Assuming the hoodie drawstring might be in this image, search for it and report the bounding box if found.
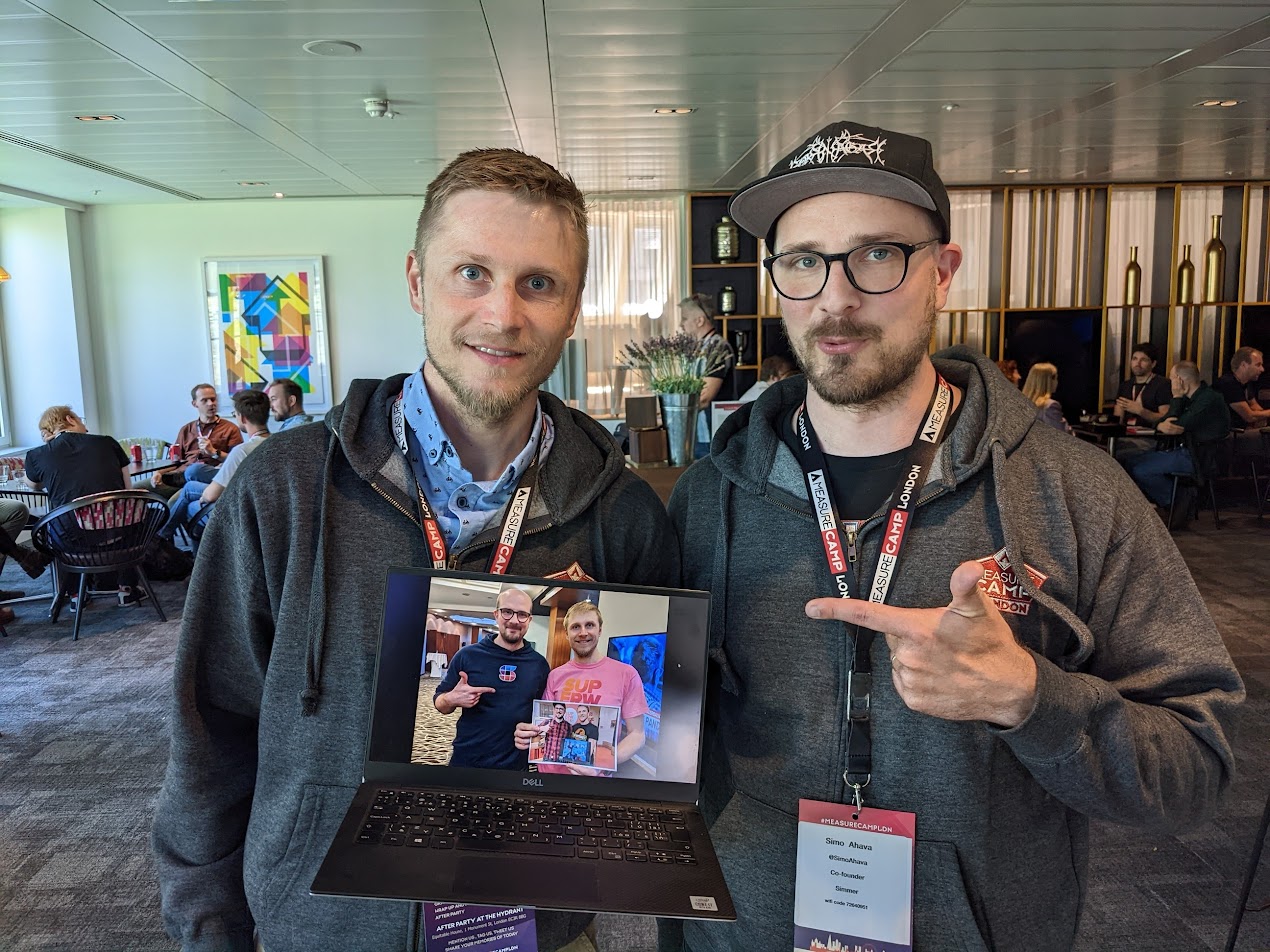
[301,429,339,716]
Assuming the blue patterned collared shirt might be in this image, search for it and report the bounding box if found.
[399,366,554,551]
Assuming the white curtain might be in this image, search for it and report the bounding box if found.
[580,195,685,416]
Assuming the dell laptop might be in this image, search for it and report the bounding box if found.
[311,567,736,921]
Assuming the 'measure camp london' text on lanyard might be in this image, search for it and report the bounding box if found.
[392,394,545,574]
[789,374,955,805]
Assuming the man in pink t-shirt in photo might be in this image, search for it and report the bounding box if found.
[515,599,648,775]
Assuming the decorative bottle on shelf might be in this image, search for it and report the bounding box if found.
[1176,245,1194,306]
[1202,214,1225,304]
[1123,246,1141,306]
[1177,244,1196,360]
[717,285,737,315]
[711,215,740,264]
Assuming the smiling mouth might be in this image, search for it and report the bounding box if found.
[469,343,523,358]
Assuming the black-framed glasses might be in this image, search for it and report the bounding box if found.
[763,238,940,300]
[497,606,531,623]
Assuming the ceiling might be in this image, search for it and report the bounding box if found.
[1,0,1269,208]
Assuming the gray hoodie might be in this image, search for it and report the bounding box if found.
[152,375,679,952]
[665,347,1243,952]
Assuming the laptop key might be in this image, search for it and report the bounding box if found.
[357,831,381,844]
[382,834,406,846]
[407,834,429,847]
[578,846,600,859]
[651,856,673,864]
[602,849,625,861]
[432,837,456,849]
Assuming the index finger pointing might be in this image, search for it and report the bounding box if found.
[805,596,927,639]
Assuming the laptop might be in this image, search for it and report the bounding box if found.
[311,567,736,921]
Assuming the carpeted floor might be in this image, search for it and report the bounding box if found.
[1,504,1268,951]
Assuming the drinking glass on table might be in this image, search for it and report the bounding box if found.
[0,464,10,485]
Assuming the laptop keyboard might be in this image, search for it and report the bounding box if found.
[357,789,697,864]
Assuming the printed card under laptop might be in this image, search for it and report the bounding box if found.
[311,567,736,921]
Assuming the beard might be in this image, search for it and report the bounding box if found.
[787,283,937,409]
[423,322,561,426]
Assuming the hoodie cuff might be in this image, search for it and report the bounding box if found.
[988,649,1099,764]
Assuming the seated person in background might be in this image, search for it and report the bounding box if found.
[266,379,314,432]
[996,358,1022,387]
[25,405,146,606]
[1114,342,1173,426]
[515,599,647,776]
[738,354,797,402]
[680,292,736,459]
[151,383,242,497]
[0,507,51,601]
[1215,346,1269,464]
[1022,362,1070,432]
[432,586,550,770]
[1126,360,1231,522]
[158,389,269,544]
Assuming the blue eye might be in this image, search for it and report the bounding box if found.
[459,265,482,281]
[861,245,897,262]
[792,255,820,270]
[526,275,552,292]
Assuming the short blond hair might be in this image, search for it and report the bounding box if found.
[564,599,603,630]
[38,405,75,441]
[413,148,589,277]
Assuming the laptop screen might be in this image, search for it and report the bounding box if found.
[365,568,711,803]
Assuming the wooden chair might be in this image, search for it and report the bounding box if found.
[32,490,168,641]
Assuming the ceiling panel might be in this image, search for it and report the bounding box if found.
[0,0,1268,206]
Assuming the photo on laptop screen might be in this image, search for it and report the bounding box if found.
[370,569,707,788]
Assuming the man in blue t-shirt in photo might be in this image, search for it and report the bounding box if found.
[433,586,549,769]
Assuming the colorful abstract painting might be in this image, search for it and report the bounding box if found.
[202,256,330,409]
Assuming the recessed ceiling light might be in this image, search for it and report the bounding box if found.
[1195,99,1244,108]
[273,192,285,199]
[941,103,960,112]
[1001,168,1031,174]
[653,107,695,115]
[238,181,268,186]
[1060,146,1094,154]
[302,39,362,57]
[73,114,124,121]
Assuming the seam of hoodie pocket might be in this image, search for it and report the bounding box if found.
[256,782,338,924]
[916,840,990,952]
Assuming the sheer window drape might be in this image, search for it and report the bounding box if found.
[579,196,685,416]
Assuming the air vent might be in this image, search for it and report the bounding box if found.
[0,131,201,201]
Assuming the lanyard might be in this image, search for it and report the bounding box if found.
[391,394,546,574]
[789,374,956,810]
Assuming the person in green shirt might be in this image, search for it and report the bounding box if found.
[1126,360,1230,510]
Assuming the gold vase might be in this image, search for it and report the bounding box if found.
[1177,245,1194,305]
[1124,246,1141,306]
[1202,214,1225,303]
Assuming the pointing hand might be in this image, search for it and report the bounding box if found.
[446,671,495,709]
[805,560,1038,728]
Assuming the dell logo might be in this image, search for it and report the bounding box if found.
[522,778,544,787]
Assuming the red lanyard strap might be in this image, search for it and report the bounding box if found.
[788,375,956,795]
[391,394,546,575]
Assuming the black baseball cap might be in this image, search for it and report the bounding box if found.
[728,121,951,247]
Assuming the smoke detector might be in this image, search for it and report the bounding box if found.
[363,98,395,119]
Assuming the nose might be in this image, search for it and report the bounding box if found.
[815,258,863,313]
[481,280,529,334]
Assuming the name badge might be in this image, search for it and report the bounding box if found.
[794,800,915,952]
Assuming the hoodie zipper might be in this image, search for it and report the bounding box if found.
[449,519,556,570]
[369,479,421,528]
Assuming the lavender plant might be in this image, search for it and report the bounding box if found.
[622,333,732,395]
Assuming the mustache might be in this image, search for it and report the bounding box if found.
[800,316,883,344]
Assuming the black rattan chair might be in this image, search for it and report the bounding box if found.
[32,490,168,641]
[1166,433,1223,530]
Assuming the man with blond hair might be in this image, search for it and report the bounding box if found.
[152,383,242,497]
[514,599,648,775]
[153,148,678,952]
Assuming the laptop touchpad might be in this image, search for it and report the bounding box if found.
[455,856,600,902]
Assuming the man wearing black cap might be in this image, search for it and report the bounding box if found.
[665,122,1241,952]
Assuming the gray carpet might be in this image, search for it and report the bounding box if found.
[0,505,1267,951]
